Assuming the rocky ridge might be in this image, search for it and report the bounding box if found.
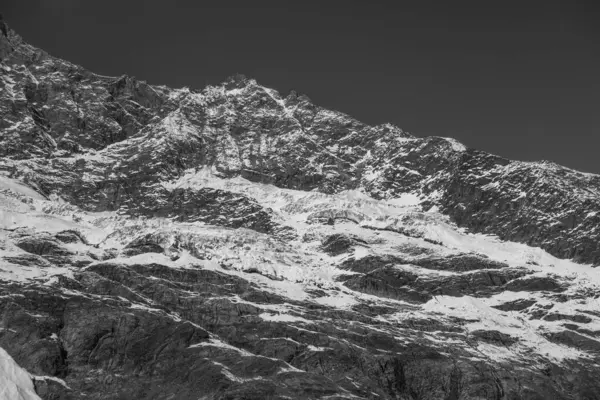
[2,22,600,399]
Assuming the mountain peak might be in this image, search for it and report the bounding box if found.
[222,73,255,89]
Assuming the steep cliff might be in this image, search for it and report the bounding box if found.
[2,22,600,400]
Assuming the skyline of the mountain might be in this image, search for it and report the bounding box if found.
[3,0,599,174]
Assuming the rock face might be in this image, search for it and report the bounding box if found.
[2,22,600,400]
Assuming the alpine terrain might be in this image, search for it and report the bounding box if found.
[2,21,600,400]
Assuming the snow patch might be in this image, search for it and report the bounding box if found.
[0,347,42,400]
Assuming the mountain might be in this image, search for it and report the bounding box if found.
[2,21,600,400]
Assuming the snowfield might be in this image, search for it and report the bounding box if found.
[3,171,600,369]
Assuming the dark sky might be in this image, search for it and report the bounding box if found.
[4,0,600,173]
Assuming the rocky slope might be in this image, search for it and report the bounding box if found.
[2,21,600,400]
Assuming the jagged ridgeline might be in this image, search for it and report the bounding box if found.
[2,20,600,400]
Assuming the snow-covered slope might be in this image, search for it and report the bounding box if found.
[2,21,600,400]
[0,348,41,400]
